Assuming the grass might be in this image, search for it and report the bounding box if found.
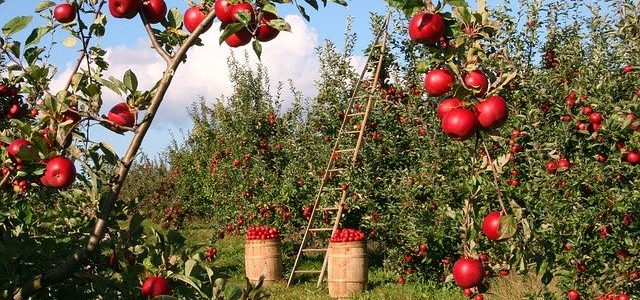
[177,227,559,299]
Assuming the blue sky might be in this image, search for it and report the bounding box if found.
[1,0,512,160]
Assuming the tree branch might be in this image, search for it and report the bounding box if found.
[140,14,172,64]
[11,9,218,300]
[62,0,105,92]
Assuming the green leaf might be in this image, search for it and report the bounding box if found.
[123,69,138,92]
[23,47,44,65]
[219,23,245,45]
[25,26,52,46]
[184,259,196,276]
[35,1,56,13]
[446,0,469,7]
[8,41,21,58]
[304,0,319,10]
[62,35,77,47]
[499,214,517,240]
[268,19,291,32]
[329,0,347,6]
[252,40,262,60]
[2,16,32,36]
[167,7,183,29]
[296,5,310,22]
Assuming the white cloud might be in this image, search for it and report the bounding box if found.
[50,15,372,156]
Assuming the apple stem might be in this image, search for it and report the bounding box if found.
[481,139,507,214]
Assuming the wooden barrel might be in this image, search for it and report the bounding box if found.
[244,239,282,286]
[327,241,368,299]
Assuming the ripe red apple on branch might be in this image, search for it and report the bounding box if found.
[40,156,77,189]
[452,258,483,288]
[184,6,210,33]
[106,102,136,132]
[141,276,171,298]
[408,12,445,44]
[54,3,76,23]
[424,68,455,96]
[141,0,167,24]
[109,0,142,19]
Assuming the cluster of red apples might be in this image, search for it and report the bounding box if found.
[330,228,365,243]
[1,85,78,192]
[246,225,280,240]
[408,11,508,141]
[53,0,281,48]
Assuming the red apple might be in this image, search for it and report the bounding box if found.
[582,105,593,115]
[557,158,571,171]
[588,112,602,124]
[475,95,508,130]
[40,156,76,189]
[625,150,640,165]
[7,139,32,164]
[622,65,634,73]
[107,102,136,129]
[567,289,580,300]
[142,0,166,24]
[54,3,76,23]
[225,28,252,47]
[141,276,171,297]
[214,0,234,23]
[464,70,489,96]
[441,108,477,141]
[424,69,455,96]
[437,98,463,120]
[255,12,279,42]
[452,258,483,288]
[482,211,502,240]
[596,153,607,164]
[184,6,211,33]
[228,2,255,23]
[408,12,445,44]
[545,161,557,173]
[109,0,142,19]
[618,293,630,300]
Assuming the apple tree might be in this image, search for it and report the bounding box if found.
[0,0,347,298]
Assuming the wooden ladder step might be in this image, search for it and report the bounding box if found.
[335,148,356,153]
[294,270,321,274]
[320,207,339,211]
[344,130,361,134]
[347,112,366,117]
[322,187,342,191]
[302,248,327,253]
[309,228,334,232]
[327,168,347,173]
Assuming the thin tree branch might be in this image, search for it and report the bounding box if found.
[481,139,507,214]
[62,0,105,92]
[141,14,172,64]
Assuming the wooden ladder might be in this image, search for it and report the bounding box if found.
[287,14,391,288]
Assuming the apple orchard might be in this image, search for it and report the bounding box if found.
[1,0,639,300]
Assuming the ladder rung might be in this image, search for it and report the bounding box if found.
[302,248,327,253]
[344,130,361,134]
[322,187,342,191]
[335,148,356,153]
[327,168,347,173]
[321,207,339,211]
[309,228,334,232]
[294,270,321,274]
[347,112,366,117]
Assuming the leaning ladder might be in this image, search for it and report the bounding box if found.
[287,14,391,288]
